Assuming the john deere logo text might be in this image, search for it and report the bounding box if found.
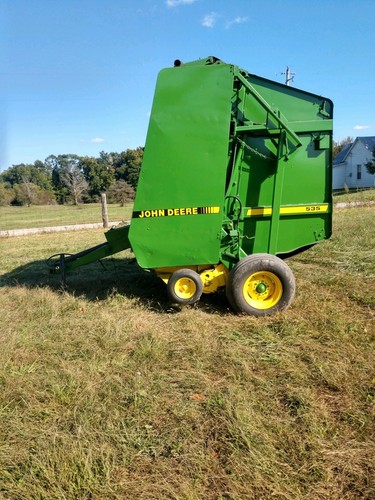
[133,206,220,219]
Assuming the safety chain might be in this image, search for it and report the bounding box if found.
[235,136,275,161]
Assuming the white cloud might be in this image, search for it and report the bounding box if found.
[166,0,197,7]
[225,16,248,29]
[201,12,218,28]
[353,125,370,130]
[91,138,105,143]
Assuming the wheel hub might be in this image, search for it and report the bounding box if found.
[255,282,267,294]
[175,277,196,299]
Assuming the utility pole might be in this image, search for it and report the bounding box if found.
[281,66,295,86]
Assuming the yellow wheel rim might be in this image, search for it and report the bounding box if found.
[174,277,197,300]
[243,271,283,310]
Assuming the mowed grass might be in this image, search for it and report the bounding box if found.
[0,207,374,498]
[0,203,133,230]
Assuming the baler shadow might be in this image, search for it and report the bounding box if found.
[0,258,232,315]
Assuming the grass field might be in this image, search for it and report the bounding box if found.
[0,203,133,231]
[333,188,375,204]
[0,204,374,498]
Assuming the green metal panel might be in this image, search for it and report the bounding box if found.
[222,67,333,264]
[130,62,234,268]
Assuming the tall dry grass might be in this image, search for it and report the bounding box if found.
[0,206,373,499]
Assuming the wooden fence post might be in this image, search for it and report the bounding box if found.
[101,192,109,228]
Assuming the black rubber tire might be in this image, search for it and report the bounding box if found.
[167,269,203,305]
[226,254,295,316]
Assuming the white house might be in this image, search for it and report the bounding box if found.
[333,136,375,190]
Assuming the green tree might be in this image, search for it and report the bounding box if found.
[113,147,143,189]
[46,155,68,203]
[0,161,53,192]
[366,147,375,175]
[107,179,135,206]
[0,183,15,206]
[80,153,115,199]
[12,182,55,206]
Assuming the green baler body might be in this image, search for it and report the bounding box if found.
[129,57,333,270]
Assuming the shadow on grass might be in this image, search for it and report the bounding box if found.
[0,257,232,315]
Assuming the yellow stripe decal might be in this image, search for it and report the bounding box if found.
[246,204,329,217]
[246,207,273,216]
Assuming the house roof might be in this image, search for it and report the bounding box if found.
[334,143,352,164]
[360,136,375,152]
[333,136,375,165]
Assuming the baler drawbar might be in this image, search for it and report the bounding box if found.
[48,224,131,282]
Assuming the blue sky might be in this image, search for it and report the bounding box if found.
[2,0,375,170]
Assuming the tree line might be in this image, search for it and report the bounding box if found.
[2,138,373,208]
[0,148,143,206]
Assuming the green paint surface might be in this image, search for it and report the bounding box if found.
[130,62,234,268]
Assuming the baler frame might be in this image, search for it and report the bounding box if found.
[49,56,333,316]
